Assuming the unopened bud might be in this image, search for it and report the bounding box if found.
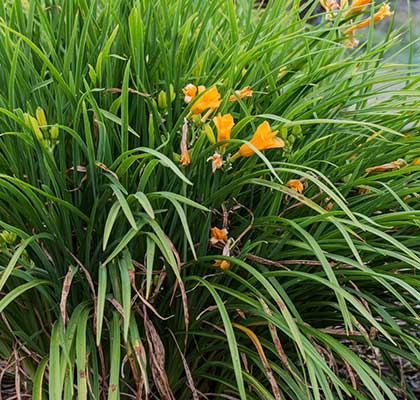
[280,126,288,139]
[169,84,176,102]
[0,231,17,244]
[29,116,43,140]
[157,90,167,110]
[36,107,47,127]
[191,114,201,125]
[204,124,216,144]
[278,66,287,79]
[292,125,302,136]
[50,125,59,141]
[23,113,31,126]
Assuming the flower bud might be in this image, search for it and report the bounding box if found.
[204,124,216,144]
[157,90,167,110]
[191,114,202,125]
[36,107,47,127]
[29,116,43,140]
[280,126,288,140]
[278,66,287,79]
[169,84,176,102]
[0,231,17,244]
[50,125,59,141]
[292,125,302,135]
[23,113,31,126]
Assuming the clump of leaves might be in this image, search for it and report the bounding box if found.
[0,1,419,399]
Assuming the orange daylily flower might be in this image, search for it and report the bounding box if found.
[190,87,221,115]
[182,84,206,103]
[320,0,340,12]
[348,0,371,14]
[365,159,404,173]
[236,121,284,158]
[229,86,253,102]
[214,259,231,270]
[183,84,197,103]
[412,159,420,166]
[207,152,223,172]
[345,4,394,35]
[287,179,304,193]
[213,113,234,149]
[210,227,228,244]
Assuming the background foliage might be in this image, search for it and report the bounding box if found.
[0,0,419,399]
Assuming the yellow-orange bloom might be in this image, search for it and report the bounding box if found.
[213,113,234,149]
[191,87,221,115]
[214,259,231,270]
[207,152,223,172]
[320,0,340,12]
[287,179,304,193]
[229,86,253,102]
[183,84,197,103]
[182,84,206,103]
[210,227,228,244]
[412,159,420,166]
[348,0,371,14]
[365,159,404,173]
[237,121,284,158]
[345,4,394,35]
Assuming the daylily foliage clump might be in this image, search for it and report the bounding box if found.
[0,1,419,400]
